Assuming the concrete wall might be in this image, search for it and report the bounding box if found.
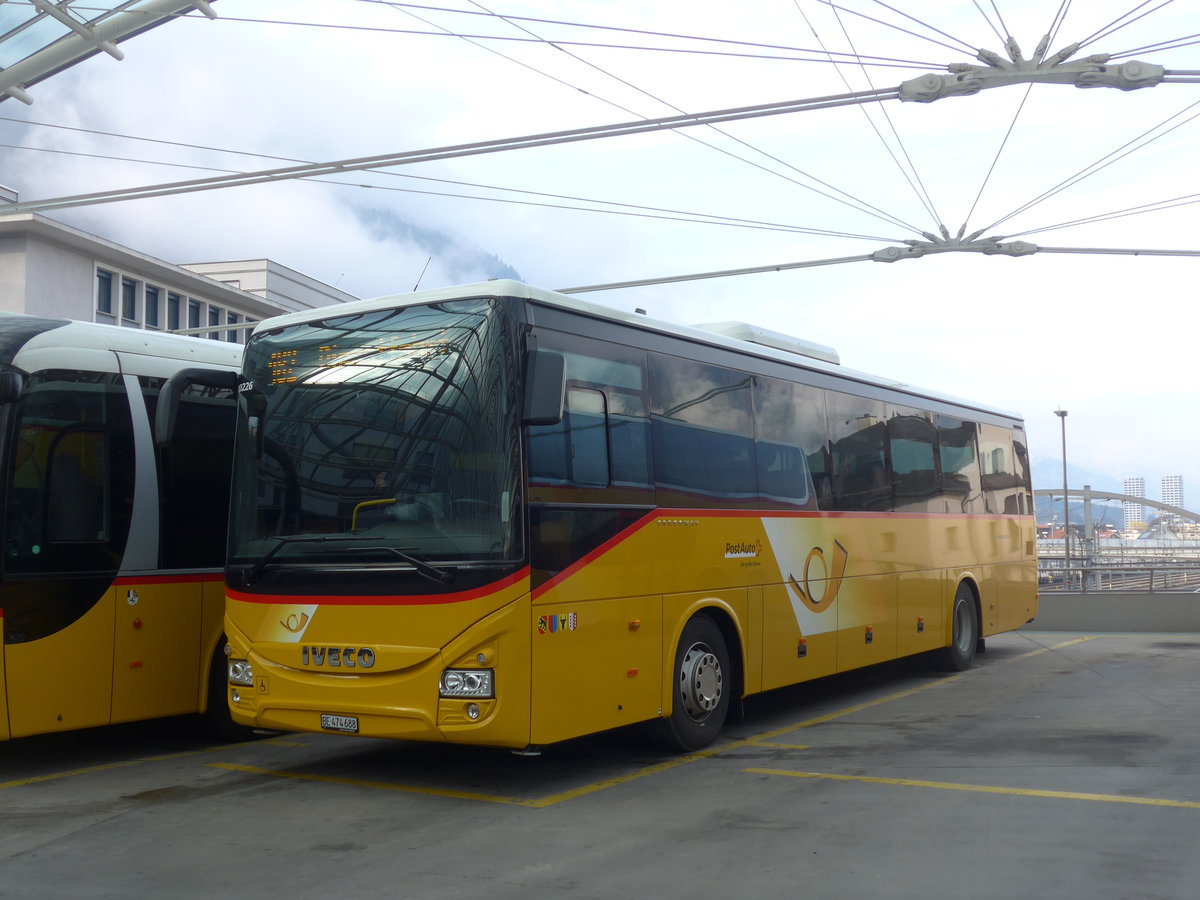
[24,233,95,320]
[0,233,28,313]
[1022,592,1200,632]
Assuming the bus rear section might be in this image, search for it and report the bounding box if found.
[0,313,242,739]
[221,282,1036,751]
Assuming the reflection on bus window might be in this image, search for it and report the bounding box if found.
[3,371,134,575]
[650,355,755,508]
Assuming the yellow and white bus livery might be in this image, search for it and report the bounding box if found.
[220,281,1036,752]
[0,312,243,740]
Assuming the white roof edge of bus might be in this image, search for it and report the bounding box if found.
[0,311,243,366]
[690,320,839,366]
[248,280,1023,422]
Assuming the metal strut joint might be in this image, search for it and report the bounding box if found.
[899,33,1165,103]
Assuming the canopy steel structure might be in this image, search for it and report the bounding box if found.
[0,0,216,105]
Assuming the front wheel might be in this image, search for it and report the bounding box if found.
[653,615,732,752]
[201,644,256,742]
[930,583,979,672]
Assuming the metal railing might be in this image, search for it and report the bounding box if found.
[1038,563,1200,593]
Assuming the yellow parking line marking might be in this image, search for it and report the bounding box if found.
[745,768,1200,810]
[209,762,537,806]
[208,633,1104,811]
[208,637,1092,807]
[3,636,1096,799]
[0,744,233,791]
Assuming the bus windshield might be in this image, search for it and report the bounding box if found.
[228,298,524,582]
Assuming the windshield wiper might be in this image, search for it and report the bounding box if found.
[244,534,354,585]
[340,545,455,586]
[244,536,455,587]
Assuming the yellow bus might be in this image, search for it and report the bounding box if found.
[0,312,244,740]
[220,281,1036,752]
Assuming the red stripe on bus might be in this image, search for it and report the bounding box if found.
[227,567,531,607]
[114,572,224,586]
[530,508,1033,600]
[531,509,659,600]
[658,508,1032,521]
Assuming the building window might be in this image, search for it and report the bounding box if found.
[167,293,181,330]
[226,311,240,343]
[188,299,202,330]
[208,305,222,340]
[96,269,113,315]
[145,286,160,328]
[121,277,138,323]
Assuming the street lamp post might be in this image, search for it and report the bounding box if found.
[1055,409,1069,582]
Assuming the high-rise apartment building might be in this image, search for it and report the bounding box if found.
[1123,477,1147,532]
[1162,475,1184,527]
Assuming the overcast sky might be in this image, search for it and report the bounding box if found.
[2,0,1199,505]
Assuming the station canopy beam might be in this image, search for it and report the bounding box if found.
[0,1,217,106]
[5,15,1200,293]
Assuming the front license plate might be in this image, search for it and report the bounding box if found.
[320,714,359,733]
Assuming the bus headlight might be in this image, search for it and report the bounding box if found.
[440,669,494,698]
[228,659,254,686]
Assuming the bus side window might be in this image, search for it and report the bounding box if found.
[526,335,652,587]
[828,393,890,512]
[754,376,825,510]
[649,355,756,508]
[146,379,237,568]
[936,417,983,514]
[564,388,609,486]
[4,372,136,575]
[979,423,1020,515]
[888,407,938,512]
[47,430,106,542]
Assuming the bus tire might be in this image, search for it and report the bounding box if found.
[653,614,731,752]
[202,645,256,742]
[930,583,978,672]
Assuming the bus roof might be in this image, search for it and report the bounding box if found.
[247,280,1024,424]
[0,312,243,375]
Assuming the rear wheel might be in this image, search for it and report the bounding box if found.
[930,583,979,672]
[653,615,731,752]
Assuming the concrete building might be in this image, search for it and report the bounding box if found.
[0,204,359,341]
[1122,476,1147,533]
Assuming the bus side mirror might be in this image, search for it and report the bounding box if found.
[0,371,23,403]
[244,389,267,459]
[155,367,240,446]
[523,348,565,426]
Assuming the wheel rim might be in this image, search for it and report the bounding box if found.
[679,641,723,722]
[953,599,973,652]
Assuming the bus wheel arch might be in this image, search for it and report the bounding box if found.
[653,609,741,751]
[930,579,980,672]
[200,637,255,742]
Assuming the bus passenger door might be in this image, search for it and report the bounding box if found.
[2,416,125,737]
[111,578,202,723]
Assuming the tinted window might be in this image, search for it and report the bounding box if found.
[145,379,236,568]
[3,371,135,574]
[937,416,983,513]
[649,355,755,507]
[754,376,824,510]
[888,405,937,511]
[828,392,889,511]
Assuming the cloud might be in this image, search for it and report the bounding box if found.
[2,0,1199,500]
[353,204,522,288]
